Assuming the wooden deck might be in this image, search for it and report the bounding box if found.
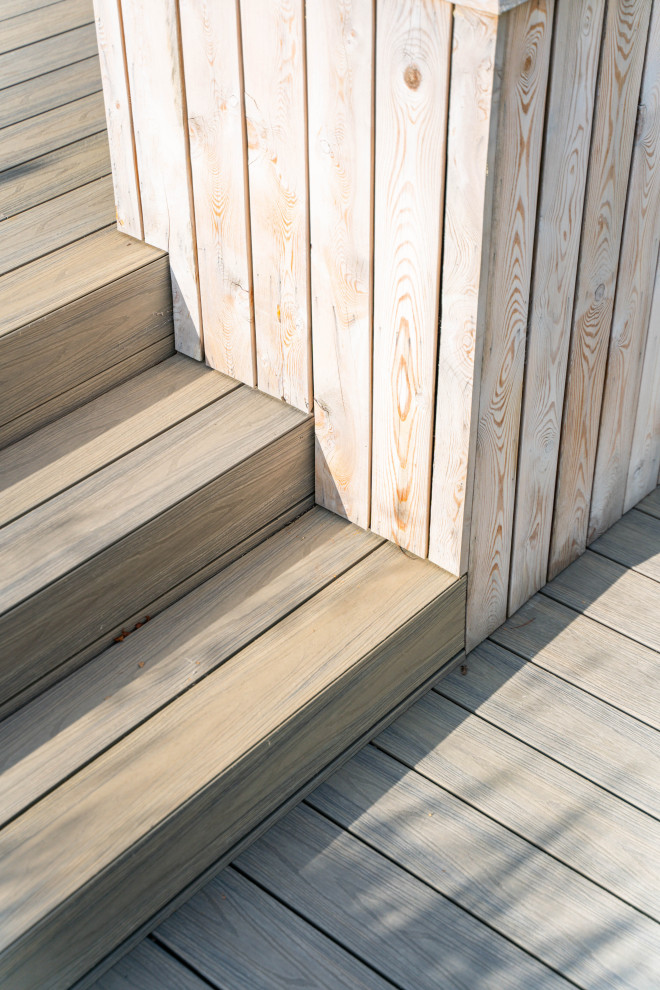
[96,491,660,989]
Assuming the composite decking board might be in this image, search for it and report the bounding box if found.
[0,337,175,452]
[0,0,93,55]
[92,939,208,990]
[0,509,381,826]
[439,640,660,818]
[0,175,115,275]
[0,131,110,219]
[0,0,67,22]
[0,22,98,89]
[236,805,569,990]
[155,868,393,990]
[589,508,660,583]
[0,228,164,338]
[308,745,660,987]
[0,253,172,427]
[0,90,106,172]
[491,593,660,731]
[0,355,234,527]
[0,398,312,700]
[375,690,660,922]
[638,487,660,520]
[0,55,101,129]
[0,549,463,988]
[543,549,660,651]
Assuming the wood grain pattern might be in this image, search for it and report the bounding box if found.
[0,55,101,129]
[0,23,98,89]
[0,0,92,55]
[377,690,660,920]
[241,0,311,411]
[492,591,660,730]
[0,0,67,19]
[0,175,115,275]
[589,2,660,539]
[440,638,660,817]
[428,6,498,576]
[626,255,660,509]
[238,804,568,990]
[0,132,110,218]
[508,0,605,612]
[92,939,208,990]
[590,506,660,583]
[370,0,451,557]
[310,745,660,987]
[0,390,311,701]
[307,0,374,528]
[0,90,106,171]
[121,0,202,358]
[465,0,554,648]
[0,355,231,526]
[544,547,660,651]
[0,509,379,825]
[549,0,652,577]
[156,859,392,990]
[0,546,462,988]
[93,0,142,237]
[0,253,172,429]
[180,0,254,384]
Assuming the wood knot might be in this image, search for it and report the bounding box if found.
[404,64,421,89]
[595,283,605,302]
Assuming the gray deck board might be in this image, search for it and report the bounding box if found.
[589,508,660,582]
[94,490,660,990]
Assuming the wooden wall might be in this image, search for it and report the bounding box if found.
[95,0,660,649]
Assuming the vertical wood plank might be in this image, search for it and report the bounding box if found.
[428,7,499,576]
[465,0,554,650]
[625,251,660,511]
[508,0,605,614]
[307,0,374,528]
[241,0,312,412]
[92,0,142,239]
[121,0,202,359]
[370,0,452,556]
[180,0,255,385]
[549,0,652,577]
[589,2,660,539]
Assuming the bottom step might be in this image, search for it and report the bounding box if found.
[0,507,464,989]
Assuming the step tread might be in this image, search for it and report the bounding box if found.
[0,384,304,614]
[0,131,111,220]
[0,174,115,275]
[0,527,462,988]
[0,0,93,56]
[0,22,97,91]
[0,228,164,338]
[0,508,379,824]
[0,354,233,527]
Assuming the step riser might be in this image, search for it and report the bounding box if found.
[1,579,465,989]
[0,420,314,707]
[0,257,173,445]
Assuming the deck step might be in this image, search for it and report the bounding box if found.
[0,506,465,989]
[0,354,314,713]
[0,229,175,447]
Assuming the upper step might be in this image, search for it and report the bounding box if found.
[0,354,313,714]
[0,506,465,989]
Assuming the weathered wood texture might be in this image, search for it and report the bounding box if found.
[180,0,255,384]
[508,0,605,612]
[96,0,660,647]
[241,0,312,412]
[549,0,652,576]
[92,0,142,237]
[428,6,498,575]
[465,0,554,648]
[121,0,202,358]
[307,0,374,528]
[370,0,451,557]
